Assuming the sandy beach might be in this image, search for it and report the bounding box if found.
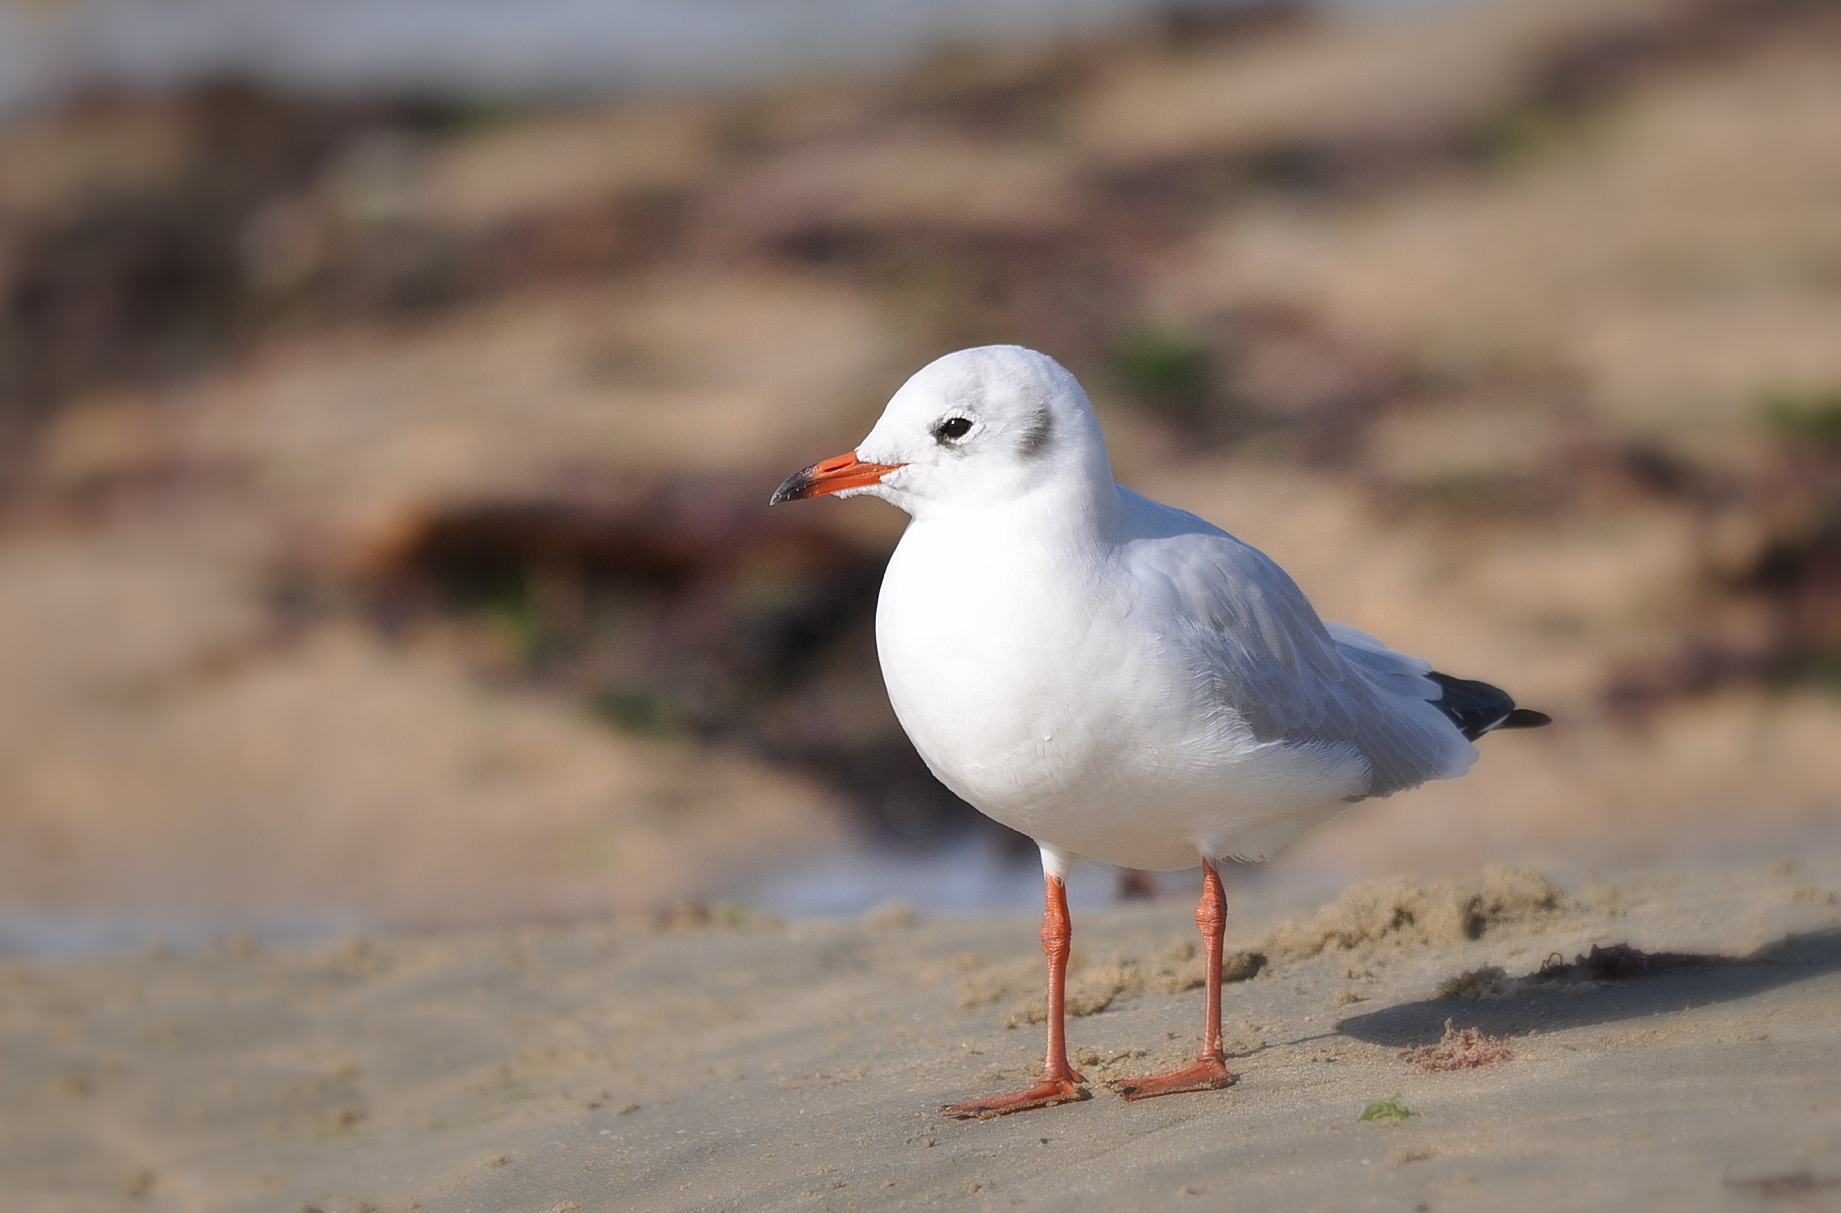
[6,856,1840,1213]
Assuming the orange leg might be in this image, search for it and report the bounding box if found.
[1115,858,1238,1100]
[942,872,1089,1119]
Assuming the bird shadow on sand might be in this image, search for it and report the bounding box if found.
[1333,926,1841,1048]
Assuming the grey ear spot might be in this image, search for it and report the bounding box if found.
[1019,406,1053,458]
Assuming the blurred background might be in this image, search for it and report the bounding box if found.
[1,0,1837,948]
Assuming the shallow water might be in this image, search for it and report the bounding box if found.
[0,0,1493,114]
[0,837,1334,959]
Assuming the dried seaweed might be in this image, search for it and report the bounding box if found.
[1438,942,1745,1000]
[1532,943,1740,983]
[1400,1019,1514,1073]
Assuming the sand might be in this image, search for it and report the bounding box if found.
[5,857,1841,1213]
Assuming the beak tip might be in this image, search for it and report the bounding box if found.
[769,473,810,506]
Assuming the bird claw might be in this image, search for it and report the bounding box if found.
[941,1077,1088,1119]
[1112,1058,1237,1101]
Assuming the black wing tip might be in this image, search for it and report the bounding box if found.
[1427,671,1550,740]
[1498,707,1552,730]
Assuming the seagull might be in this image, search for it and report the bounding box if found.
[771,345,1548,1118]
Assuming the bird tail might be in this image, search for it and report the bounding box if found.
[1425,671,1552,741]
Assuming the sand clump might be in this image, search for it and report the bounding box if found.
[1435,965,1517,1000]
[1258,865,1564,964]
[864,899,921,931]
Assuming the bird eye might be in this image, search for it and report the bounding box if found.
[934,417,973,441]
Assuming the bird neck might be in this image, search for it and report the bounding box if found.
[911,474,1123,556]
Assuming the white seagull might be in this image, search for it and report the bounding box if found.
[772,345,1548,1118]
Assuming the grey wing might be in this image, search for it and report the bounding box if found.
[1122,501,1475,798]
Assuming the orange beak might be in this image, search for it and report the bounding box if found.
[770,451,905,505]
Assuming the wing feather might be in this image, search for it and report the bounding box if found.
[1116,490,1474,798]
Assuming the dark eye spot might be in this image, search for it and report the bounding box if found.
[934,416,973,441]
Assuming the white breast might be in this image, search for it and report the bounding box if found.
[875,511,1112,812]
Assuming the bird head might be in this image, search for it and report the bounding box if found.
[771,345,1111,522]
